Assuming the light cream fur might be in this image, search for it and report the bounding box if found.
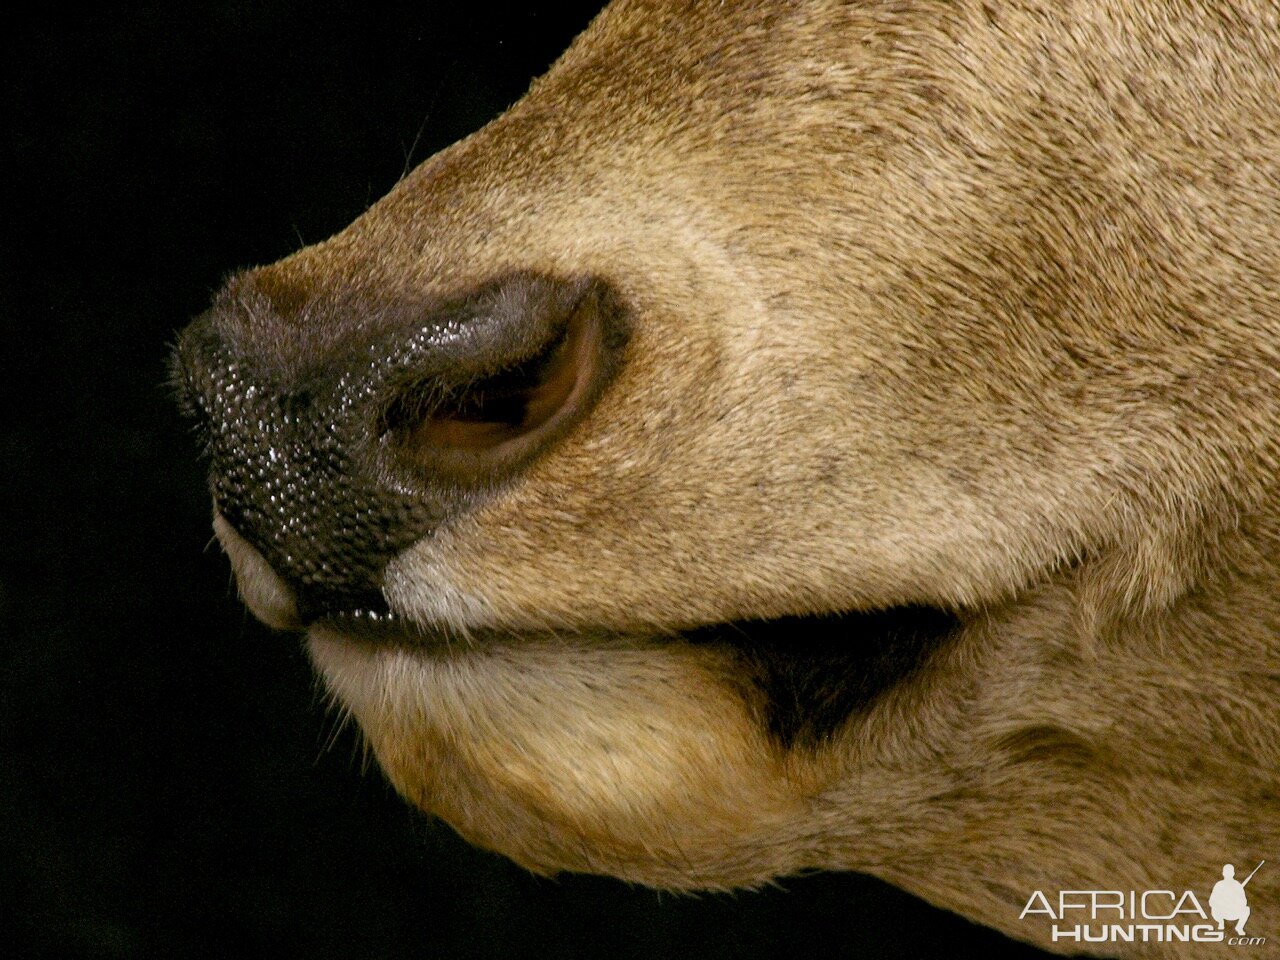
[214,2,1280,955]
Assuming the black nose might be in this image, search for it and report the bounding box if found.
[173,271,627,621]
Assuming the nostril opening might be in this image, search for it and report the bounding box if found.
[381,281,616,477]
[384,314,579,447]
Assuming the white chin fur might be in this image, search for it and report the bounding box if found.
[381,540,496,631]
[213,511,303,631]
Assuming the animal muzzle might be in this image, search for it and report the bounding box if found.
[173,271,628,624]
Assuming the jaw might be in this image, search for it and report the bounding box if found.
[221,502,966,887]
[305,540,969,889]
[306,626,819,889]
[308,562,1280,949]
[301,604,1007,893]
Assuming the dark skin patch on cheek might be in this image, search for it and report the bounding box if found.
[687,606,961,748]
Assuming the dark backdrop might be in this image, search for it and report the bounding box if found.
[4,4,1066,958]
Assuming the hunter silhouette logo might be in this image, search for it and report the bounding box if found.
[1019,860,1267,947]
[1211,862,1265,938]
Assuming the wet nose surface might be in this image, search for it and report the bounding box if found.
[176,321,442,620]
[173,271,628,622]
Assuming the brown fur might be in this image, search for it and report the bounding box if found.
[202,2,1280,955]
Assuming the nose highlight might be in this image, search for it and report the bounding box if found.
[177,318,434,620]
[174,271,628,621]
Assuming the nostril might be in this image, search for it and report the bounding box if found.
[381,277,624,479]
[397,313,583,447]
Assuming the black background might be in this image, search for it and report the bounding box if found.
[4,3,1066,958]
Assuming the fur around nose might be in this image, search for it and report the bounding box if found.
[173,270,627,621]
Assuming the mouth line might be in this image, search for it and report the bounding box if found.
[311,601,962,747]
[309,606,439,644]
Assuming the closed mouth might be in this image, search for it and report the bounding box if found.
[312,599,962,747]
[310,605,436,644]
